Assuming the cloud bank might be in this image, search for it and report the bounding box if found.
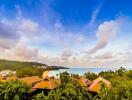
[0,3,131,68]
[89,19,121,53]
[0,20,20,49]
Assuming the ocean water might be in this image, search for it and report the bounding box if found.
[48,68,132,77]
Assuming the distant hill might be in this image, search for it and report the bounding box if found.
[0,59,67,77]
[0,59,67,70]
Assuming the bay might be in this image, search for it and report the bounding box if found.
[48,67,132,77]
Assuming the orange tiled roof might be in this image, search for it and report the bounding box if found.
[0,75,4,80]
[6,76,18,81]
[89,77,111,92]
[76,76,92,87]
[20,76,42,85]
[32,77,60,89]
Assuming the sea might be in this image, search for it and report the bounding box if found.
[48,68,132,77]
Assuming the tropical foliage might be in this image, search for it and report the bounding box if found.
[0,80,30,100]
[0,67,131,100]
[34,68,132,100]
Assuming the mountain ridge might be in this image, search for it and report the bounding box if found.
[0,59,67,70]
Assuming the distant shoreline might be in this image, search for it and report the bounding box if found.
[48,67,132,77]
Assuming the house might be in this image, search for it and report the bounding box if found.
[32,77,60,90]
[20,76,42,85]
[0,70,16,77]
[0,70,17,82]
[75,76,111,93]
[20,71,111,94]
[20,71,60,89]
[76,76,93,87]
[0,75,4,80]
[88,76,111,93]
[6,76,18,81]
[32,71,60,90]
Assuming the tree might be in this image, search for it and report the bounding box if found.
[60,71,72,86]
[0,80,30,100]
[115,67,126,76]
[84,72,98,80]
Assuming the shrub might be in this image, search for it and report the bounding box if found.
[0,80,30,100]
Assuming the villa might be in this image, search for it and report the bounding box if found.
[76,76,111,93]
[88,76,112,93]
[0,70,111,94]
[0,70,16,77]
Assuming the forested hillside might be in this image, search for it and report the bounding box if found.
[0,59,66,77]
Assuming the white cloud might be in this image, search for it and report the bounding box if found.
[94,52,113,59]
[14,44,39,60]
[61,48,72,61]
[15,5,22,20]
[0,10,131,68]
[90,5,102,26]
[0,20,20,49]
[25,28,87,47]
[19,19,38,34]
[54,19,63,31]
[0,43,39,62]
[89,20,120,53]
[101,51,132,68]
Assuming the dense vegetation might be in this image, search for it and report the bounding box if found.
[0,59,67,78]
[0,81,30,100]
[34,68,132,100]
[0,67,132,100]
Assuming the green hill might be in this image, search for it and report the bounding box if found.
[0,59,47,70]
[0,59,66,78]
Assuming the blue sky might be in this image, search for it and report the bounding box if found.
[0,0,132,68]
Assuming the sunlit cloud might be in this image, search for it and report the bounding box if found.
[88,19,122,53]
[0,0,132,68]
[89,5,102,26]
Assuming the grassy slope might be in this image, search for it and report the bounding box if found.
[0,59,67,77]
[0,59,47,71]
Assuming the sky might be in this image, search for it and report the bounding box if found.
[0,0,132,68]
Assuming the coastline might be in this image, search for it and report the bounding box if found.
[48,67,132,77]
